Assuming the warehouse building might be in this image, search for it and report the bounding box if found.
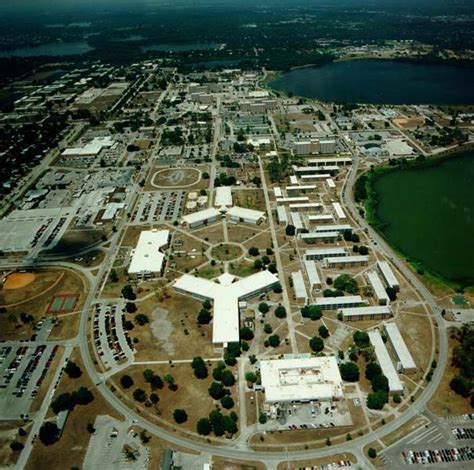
[304,260,322,289]
[300,231,339,244]
[339,305,392,321]
[260,356,344,404]
[314,295,365,311]
[384,323,417,374]
[306,247,346,261]
[366,271,390,306]
[181,207,221,228]
[227,206,266,225]
[377,260,400,291]
[128,229,170,279]
[324,255,369,268]
[368,330,404,394]
[307,156,351,166]
[173,270,279,349]
[291,271,308,304]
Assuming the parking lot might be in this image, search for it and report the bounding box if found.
[131,190,184,224]
[0,343,59,417]
[296,462,352,470]
[93,302,134,370]
[403,447,474,465]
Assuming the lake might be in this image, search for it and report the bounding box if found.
[0,41,93,58]
[270,60,474,104]
[142,43,222,52]
[371,151,474,285]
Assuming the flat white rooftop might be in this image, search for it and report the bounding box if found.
[368,330,404,393]
[290,211,304,230]
[276,196,309,204]
[260,356,344,403]
[339,305,392,318]
[291,271,308,301]
[300,231,339,239]
[377,260,399,289]
[314,295,364,307]
[286,185,317,191]
[306,247,346,258]
[315,224,352,233]
[367,271,390,304]
[326,178,336,188]
[332,202,346,220]
[308,214,333,222]
[173,270,279,346]
[277,206,288,224]
[384,322,416,371]
[128,230,169,275]
[304,260,321,287]
[301,174,331,179]
[181,207,220,226]
[214,186,233,208]
[289,202,323,210]
[325,255,369,264]
[227,206,266,223]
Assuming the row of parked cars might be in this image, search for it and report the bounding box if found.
[298,461,352,470]
[93,304,132,366]
[452,428,474,440]
[1,346,29,389]
[31,346,58,398]
[403,447,474,465]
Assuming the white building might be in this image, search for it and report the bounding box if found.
[181,208,221,228]
[339,305,392,321]
[324,255,369,268]
[308,214,334,223]
[276,196,309,204]
[332,202,346,220]
[214,186,233,209]
[289,202,323,211]
[227,206,266,225]
[315,224,352,234]
[173,270,279,349]
[367,271,390,306]
[377,260,400,291]
[128,230,170,279]
[260,356,344,403]
[300,231,339,244]
[291,271,308,304]
[304,260,322,289]
[368,330,404,394]
[306,247,346,261]
[290,211,305,232]
[314,295,365,311]
[277,206,288,225]
[384,323,417,374]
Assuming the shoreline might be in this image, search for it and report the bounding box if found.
[358,148,474,291]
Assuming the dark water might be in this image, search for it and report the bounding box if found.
[0,41,93,57]
[142,43,222,52]
[270,60,474,104]
[372,151,474,285]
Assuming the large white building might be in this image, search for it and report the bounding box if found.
[306,247,346,261]
[291,271,308,304]
[366,271,390,306]
[128,229,170,279]
[339,305,392,321]
[214,186,233,209]
[377,260,400,291]
[384,323,417,374]
[260,356,344,403]
[227,206,266,225]
[181,207,221,228]
[314,295,365,311]
[173,270,279,349]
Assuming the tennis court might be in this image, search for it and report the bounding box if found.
[47,294,78,313]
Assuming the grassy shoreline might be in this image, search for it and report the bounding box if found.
[357,149,474,292]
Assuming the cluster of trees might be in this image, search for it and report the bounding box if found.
[365,361,390,410]
[248,247,277,273]
[191,356,208,379]
[198,300,212,325]
[218,155,240,169]
[353,245,369,255]
[161,127,184,146]
[343,231,360,243]
[51,387,94,414]
[333,274,359,294]
[196,409,238,437]
[214,172,236,187]
[339,362,360,382]
[64,360,82,379]
[301,305,322,321]
[449,324,473,404]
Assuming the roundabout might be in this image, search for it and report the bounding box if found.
[150,167,202,189]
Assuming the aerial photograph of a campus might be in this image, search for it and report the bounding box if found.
[0,0,473,469]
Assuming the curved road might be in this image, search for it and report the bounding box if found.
[73,157,449,466]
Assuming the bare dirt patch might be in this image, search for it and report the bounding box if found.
[3,272,36,290]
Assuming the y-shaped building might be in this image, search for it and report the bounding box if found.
[173,270,279,349]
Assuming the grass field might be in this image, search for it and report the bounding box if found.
[211,243,243,261]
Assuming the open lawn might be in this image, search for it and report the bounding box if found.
[213,457,266,470]
[112,362,240,438]
[211,243,243,262]
[233,189,266,211]
[0,420,31,467]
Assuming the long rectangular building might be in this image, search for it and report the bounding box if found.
[181,207,221,228]
[301,173,331,180]
[277,206,288,225]
[339,306,392,321]
[377,260,400,291]
[276,196,309,204]
[368,330,404,394]
[314,295,364,311]
[367,271,390,306]
[324,255,369,267]
[291,271,308,304]
[332,202,346,220]
[128,230,170,278]
[291,212,305,232]
[300,231,339,244]
[315,224,352,234]
[304,260,321,288]
[308,214,333,223]
[306,247,346,261]
[384,323,417,374]
[289,202,323,211]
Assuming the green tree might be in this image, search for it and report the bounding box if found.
[72,387,94,406]
[221,370,236,386]
[366,391,388,410]
[65,360,82,379]
[240,326,254,341]
[263,323,273,334]
[359,246,369,255]
[121,284,136,300]
[372,374,389,393]
[213,362,226,381]
[164,374,177,391]
[339,362,360,382]
[449,375,472,397]
[353,331,370,348]
[318,325,329,338]
[254,259,263,270]
[365,362,382,381]
[173,409,188,424]
[208,382,226,400]
[268,335,280,348]
[135,314,149,325]
[221,395,234,409]
[309,336,324,352]
[368,448,377,459]
[258,413,267,424]
[133,388,147,402]
[301,305,322,320]
[191,357,208,379]
[334,274,359,294]
[248,247,259,256]
[275,305,287,318]
[125,302,137,313]
[51,393,75,414]
[285,225,296,236]
[245,372,257,383]
[39,422,59,446]
[196,418,212,435]
[258,302,270,314]
[222,415,238,434]
[197,308,212,325]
